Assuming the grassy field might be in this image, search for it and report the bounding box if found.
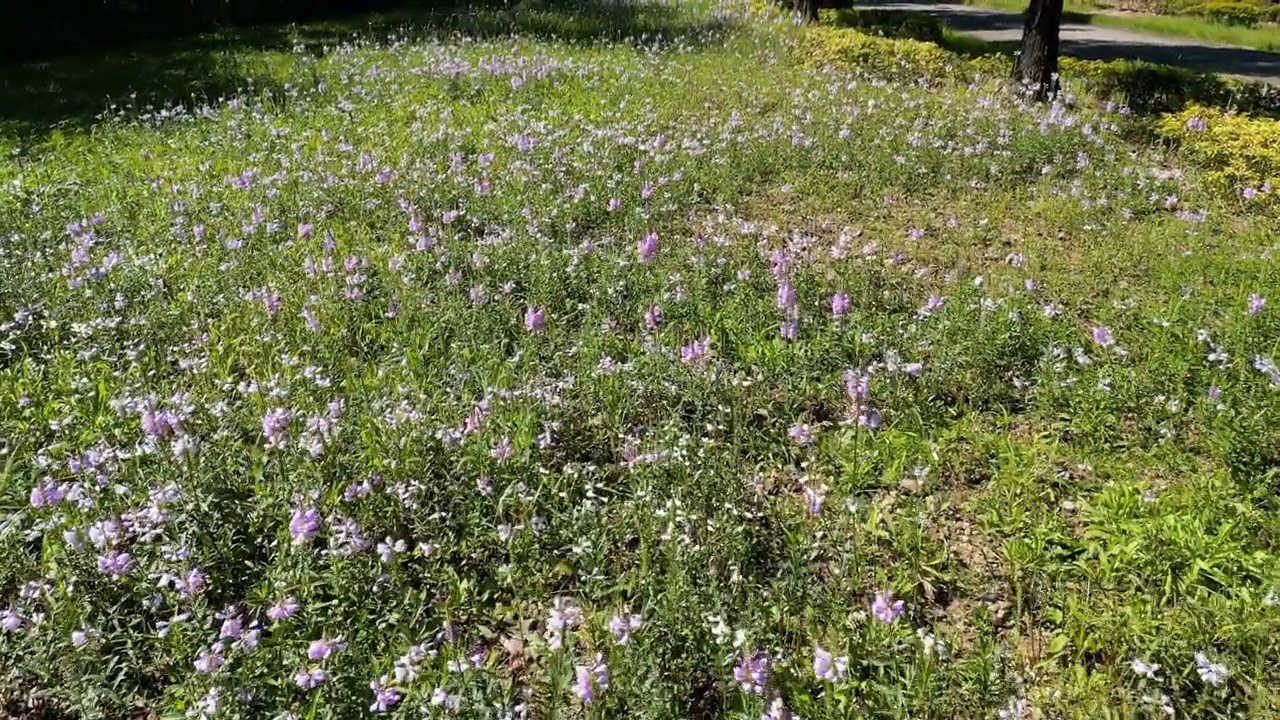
[961,0,1280,52]
[2,1,1280,719]
[1089,10,1280,50]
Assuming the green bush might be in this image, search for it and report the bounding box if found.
[819,7,947,43]
[798,26,967,81]
[1061,56,1280,116]
[1183,1,1266,25]
[1156,104,1280,196]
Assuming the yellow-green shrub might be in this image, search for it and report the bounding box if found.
[797,26,975,82]
[1184,1,1265,25]
[966,53,1008,76]
[1156,104,1280,196]
[820,8,947,43]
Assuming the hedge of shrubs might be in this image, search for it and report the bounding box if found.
[1156,105,1280,199]
[1182,1,1268,26]
[799,26,968,82]
[1094,0,1279,23]
[821,8,948,42]
[1058,56,1280,115]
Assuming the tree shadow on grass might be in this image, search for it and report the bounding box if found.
[0,0,736,144]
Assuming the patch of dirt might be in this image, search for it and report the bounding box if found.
[925,490,1016,652]
[686,670,726,720]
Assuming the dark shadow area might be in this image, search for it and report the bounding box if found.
[0,0,423,64]
[824,7,955,41]
[1056,33,1280,80]
[826,6,1076,53]
[0,0,735,144]
[1055,39,1280,113]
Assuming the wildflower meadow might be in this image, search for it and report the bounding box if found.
[2,1,1280,718]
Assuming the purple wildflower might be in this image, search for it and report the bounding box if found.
[295,667,328,690]
[30,480,64,508]
[96,550,134,580]
[918,295,946,317]
[831,292,851,318]
[776,281,796,311]
[544,597,582,650]
[803,484,827,517]
[845,369,882,428]
[644,304,662,330]
[680,336,711,364]
[1248,294,1266,316]
[490,435,515,460]
[194,643,226,674]
[780,319,799,341]
[262,407,291,450]
[762,698,796,720]
[524,306,546,333]
[289,506,322,546]
[637,232,659,262]
[1090,325,1114,349]
[308,637,345,662]
[872,589,905,623]
[733,652,770,695]
[788,423,813,446]
[369,675,402,712]
[609,613,642,645]
[219,612,245,640]
[177,567,206,599]
[813,646,849,682]
[572,656,610,703]
[1,608,22,632]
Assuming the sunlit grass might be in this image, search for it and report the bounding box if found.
[1,2,1280,719]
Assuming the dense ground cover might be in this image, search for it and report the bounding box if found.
[2,1,1280,718]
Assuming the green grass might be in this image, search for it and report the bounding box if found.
[1090,11,1280,51]
[2,1,1280,719]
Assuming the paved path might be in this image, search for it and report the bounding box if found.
[868,2,1280,85]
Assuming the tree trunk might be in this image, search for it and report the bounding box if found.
[1015,0,1064,101]
[794,0,819,22]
